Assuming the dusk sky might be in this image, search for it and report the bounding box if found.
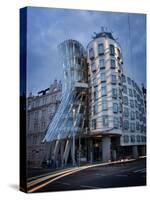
[27,7,146,95]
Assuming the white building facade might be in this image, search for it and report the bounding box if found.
[87,32,146,161]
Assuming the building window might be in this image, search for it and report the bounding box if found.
[110,59,115,69]
[94,86,98,101]
[122,74,126,83]
[93,77,97,86]
[102,115,109,127]
[123,135,129,143]
[89,48,94,60]
[98,43,104,55]
[91,62,96,72]
[117,48,121,59]
[34,123,38,132]
[114,117,119,128]
[124,107,129,117]
[109,44,115,55]
[113,103,118,113]
[93,103,98,115]
[112,88,117,99]
[123,96,128,105]
[101,84,107,96]
[130,111,135,120]
[127,77,131,85]
[102,98,107,111]
[123,85,127,94]
[131,135,135,143]
[92,119,97,129]
[135,100,138,108]
[119,117,123,128]
[130,123,135,132]
[129,89,133,97]
[132,80,135,87]
[123,120,129,130]
[136,135,141,142]
[99,59,105,69]
[136,111,139,120]
[130,100,134,108]
[100,72,106,82]
[111,75,117,84]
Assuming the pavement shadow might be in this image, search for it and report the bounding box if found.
[9,184,19,191]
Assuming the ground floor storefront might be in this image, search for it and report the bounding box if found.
[41,135,146,169]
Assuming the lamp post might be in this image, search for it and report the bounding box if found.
[72,108,76,166]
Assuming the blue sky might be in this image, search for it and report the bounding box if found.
[27,7,146,95]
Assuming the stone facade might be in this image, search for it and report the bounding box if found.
[27,80,62,168]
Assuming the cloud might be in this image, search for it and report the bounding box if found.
[26,7,146,94]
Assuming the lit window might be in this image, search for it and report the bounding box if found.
[98,43,104,55]
[102,115,109,127]
[113,103,118,113]
[109,44,115,55]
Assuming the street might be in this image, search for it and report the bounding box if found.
[28,158,146,193]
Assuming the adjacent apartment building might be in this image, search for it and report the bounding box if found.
[27,80,62,167]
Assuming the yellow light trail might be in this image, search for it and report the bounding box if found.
[27,158,137,193]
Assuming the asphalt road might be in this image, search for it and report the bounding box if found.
[31,158,146,192]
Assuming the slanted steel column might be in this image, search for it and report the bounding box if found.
[60,140,65,167]
[63,139,71,166]
[53,140,61,167]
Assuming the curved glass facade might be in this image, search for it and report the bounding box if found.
[43,40,88,142]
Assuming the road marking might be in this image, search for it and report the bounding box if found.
[80,185,100,189]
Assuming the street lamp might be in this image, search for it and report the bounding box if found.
[72,108,76,166]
